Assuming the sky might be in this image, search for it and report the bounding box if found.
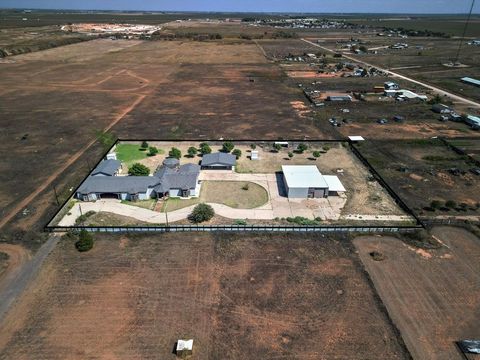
[0,0,479,14]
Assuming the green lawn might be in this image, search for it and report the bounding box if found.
[115,143,148,163]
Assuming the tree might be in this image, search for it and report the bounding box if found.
[297,143,308,153]
[75,230,94,252]
[141,141,149,149]
[359,45,368,53]
[273,143,282,152]
[128,162,150,176]
[312,151,321,159]
[288,152,294,159]
[232,149,242,159]
[187,146,198,158]
[250,144,256,150]
[222,141,234,153]
[430,200,442,209]
[169,147,181,159]
[188,203,215,223]
[147,146,159,156]
[199,142,212,155]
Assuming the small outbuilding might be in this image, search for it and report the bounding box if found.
[91,159,121,177]
[201,152,236,170]
[282,165,345,199]
[250,150,259,160]
[176,339,193,357]
[431,104,452,114]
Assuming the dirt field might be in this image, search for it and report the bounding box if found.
[0,37,324,237]
[356,139,480,215]
[0,232,410,359]
[354,226,480,360]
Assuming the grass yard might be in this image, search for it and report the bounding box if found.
[115,143,149,164]
[200,181,268,209]
[162,180,269,211]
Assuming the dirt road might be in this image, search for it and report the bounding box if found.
[354,227,480,360]
[301,38,480,109]
[0,94,146,231]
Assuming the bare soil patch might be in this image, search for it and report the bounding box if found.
[354,226,480,360]
[0,233,410,359]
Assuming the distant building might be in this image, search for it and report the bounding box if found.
[282,165,345,199]
[201,152,236,170]
[176,339,193,357]
[431,104,452,114]
[326,95,352,102]
[384,81,400,90]
[250,150,259,160]
[91,159,121,177]
[461,77,480,87]
[465,115,480,130]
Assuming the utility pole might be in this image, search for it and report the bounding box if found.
[79,203,83,217]
[454,0,476,64]
[53,185,60,206]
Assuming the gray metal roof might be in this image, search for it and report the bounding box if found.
[201,152,236,166]
[154,163,200,192]
[78,176,159,194]
[91,159,121,176]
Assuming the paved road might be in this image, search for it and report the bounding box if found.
[0,234,60,323]
[301,38,480,109]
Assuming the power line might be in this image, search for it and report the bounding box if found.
[454,0,476,64]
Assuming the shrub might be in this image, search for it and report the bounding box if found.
[188,203,215,223]
[250,144,256,150]
[234,219,247,225]
[288,152,294,158]
[168,147,181,159]
[242,183,249,191]
[430,200,443,209]
[286,216,321,225]
[222,141,234,153]
[323,146,330,152]
[369,251,385,261]
[296,143,308,153]
[128,163,150,176]
[199,142,212,155]
[75,230,94,252]
[141,141,149,149]
[312,151,321,159]
[445,200,457,208]
[187,146,197,158]
[147,146,159,156]
[232,149,242,159]
[273,143,282,152]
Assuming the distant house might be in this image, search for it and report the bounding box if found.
[431,104,452,114]
[449,113,463,122]
[384,81,399,90]
[76,162,201,201]
[91,159,122,177]
[201,152,236,170]
[465,115,480,130]
[282,165,345,199]
[461,77,480,88]
[326,95,352,102]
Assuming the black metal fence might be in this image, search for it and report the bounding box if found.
[46,224,422,233]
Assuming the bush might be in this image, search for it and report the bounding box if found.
[250,144,256,150]
[168,147,181,159]
[188,203,215,223]
[147,146,159,156]
[445,200,457,208]
[430,200,443,209]
[296,143,308,153]
[242,183,249,191]
[128,162,150,176]
[273,143,282,152]
[222,141,234,153]
[234,219,247,225]
[187,146,197,158]
[369,251,385,261]
[199,142,212,155]
[141,141,149,149]
[75,210,96,225]
[288,152,294,158]
[312,151,321,158]
[232,149,242,159]
[323,146,330,152]
[75,230,94,252]
[286,216,321,225]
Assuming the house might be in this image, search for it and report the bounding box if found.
[326,95,352,102]
[431,104,452,114]
[76,162,201,201]
[465,115,480,130]
[91,159,121,176]
[384,81,399,90]
[461,77,480,88]
[282,165,345,199]
[201,152,236,170]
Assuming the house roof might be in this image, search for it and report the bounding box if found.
[78,176,159,194]
[153,163,201,192]
[91,159,121,176]
[201,152,236,166]
[323,175,346,192]
[461,77,480,86]
[282,165,328,189]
